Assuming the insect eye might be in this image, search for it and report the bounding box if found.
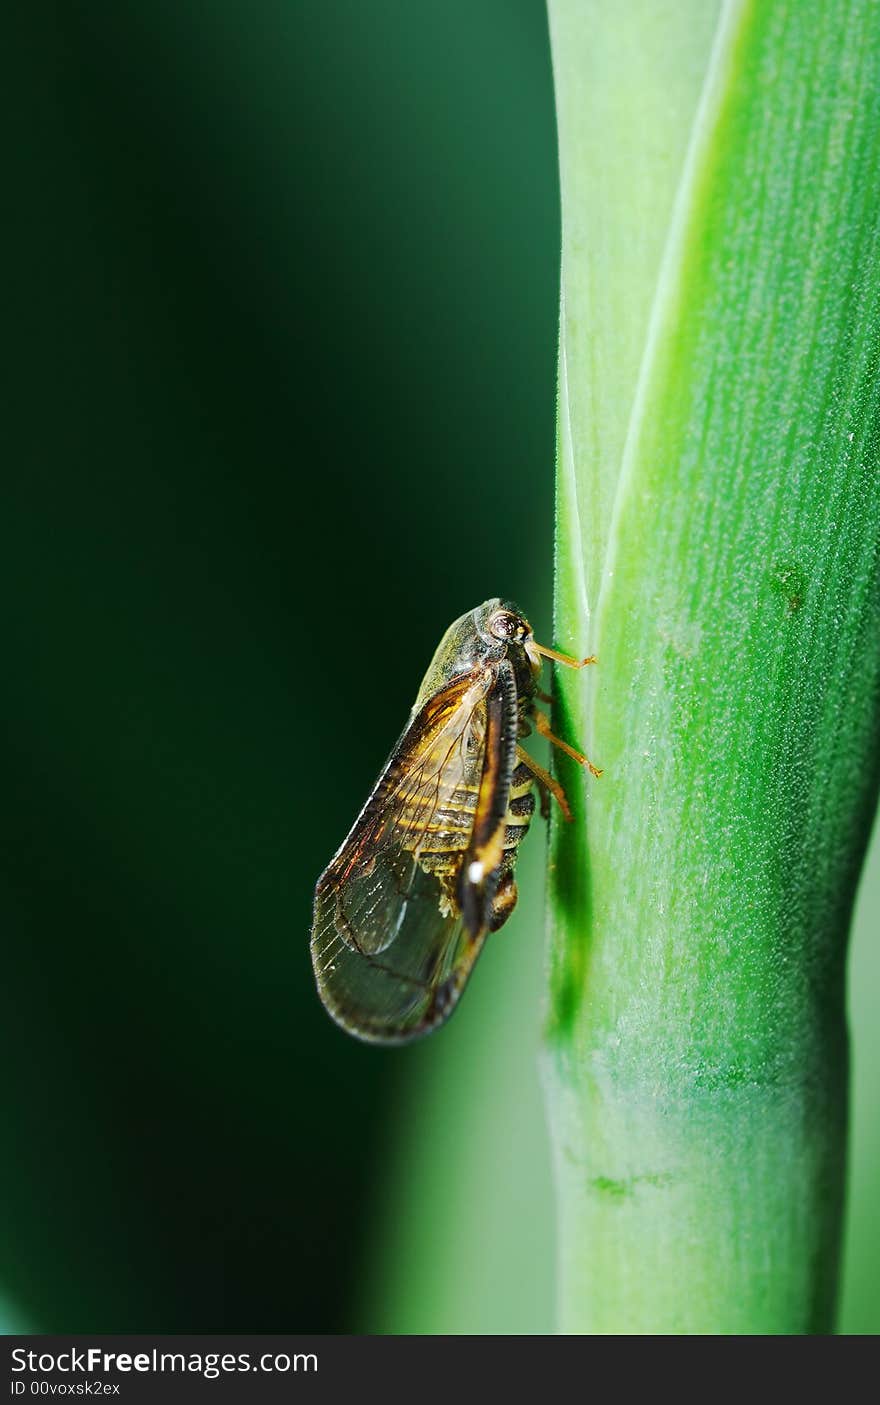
[488,612,518,640]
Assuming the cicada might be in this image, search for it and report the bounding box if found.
[310,599,599,1044]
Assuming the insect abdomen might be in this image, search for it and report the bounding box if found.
[401,782,478,865]
[487,761,536,932]
[411,764,534,928]
[503,761,536,850]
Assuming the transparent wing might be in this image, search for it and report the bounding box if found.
[310,664,516,1044]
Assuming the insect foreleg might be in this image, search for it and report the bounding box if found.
[531,642,597,669]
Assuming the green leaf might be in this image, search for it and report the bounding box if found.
[547,0,880,1333]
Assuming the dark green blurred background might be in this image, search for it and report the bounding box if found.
[3,1,877,1335]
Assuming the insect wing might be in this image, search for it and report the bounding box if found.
[311,666,514,1043]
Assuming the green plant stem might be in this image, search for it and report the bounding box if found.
[545,0,880,1333]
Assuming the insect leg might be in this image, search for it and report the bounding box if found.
[531,642,598,669]
[515,745,573,822]
[532,708,603,778]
